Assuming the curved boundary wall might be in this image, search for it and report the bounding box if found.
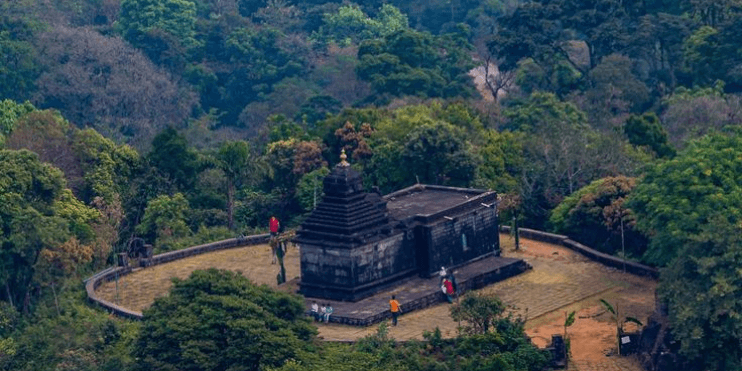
[87,227,658,320]
[85,234,270,319]
[500,226,659,279]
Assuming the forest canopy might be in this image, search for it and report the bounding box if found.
[2,0,742,369]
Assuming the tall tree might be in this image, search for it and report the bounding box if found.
[147,127,199,192]
[659,215,742,370]
[214,140,254,229]
[133,268,316,371]
[628,133,742,266]
[0,149,93,310]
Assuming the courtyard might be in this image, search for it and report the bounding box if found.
[96,234,656,371]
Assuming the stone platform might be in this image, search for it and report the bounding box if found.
[305,255,531,326]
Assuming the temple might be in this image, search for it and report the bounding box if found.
[294,150,501,301]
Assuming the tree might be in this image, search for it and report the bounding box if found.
[658,215,742,370]
[312,4,408,46]
[661,82,742,148]
[584,54,650,128]
[133,268,316,371]
[6,111,140,204]
[0,12,39,102]
[473,129,524,194]
[504,92,640,227]
[0,149,85,311]
[357,28,476,99]
[118,0,199,50]
[224,26,304,127]
[450,292,506,335]
[295,166,330,212]
[34,25,196,149]
[0,99,35,146]
[402,122,479,187]
[135,193,192,251]
[214,140,256,229]
[549,176,647,257]
[628,133,742,266]
[148,127,199,192]
[624,112,675,158]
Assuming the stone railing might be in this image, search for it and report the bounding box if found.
[85,233,270,319]
[500,226,659,279]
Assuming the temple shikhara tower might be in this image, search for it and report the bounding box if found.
[294,150,500,301]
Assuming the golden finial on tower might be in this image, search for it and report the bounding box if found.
[339,148,350,167]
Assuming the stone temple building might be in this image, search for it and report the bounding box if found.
[294,151,501,301]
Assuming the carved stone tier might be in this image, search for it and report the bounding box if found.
[294,162,392,248]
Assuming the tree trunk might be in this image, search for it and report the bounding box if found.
[5,282,13,308]
[51,282,61,316]
[227,181,235,230]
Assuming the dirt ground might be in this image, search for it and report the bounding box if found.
[503,236,655,368]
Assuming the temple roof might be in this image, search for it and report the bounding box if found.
[385,184,497,224]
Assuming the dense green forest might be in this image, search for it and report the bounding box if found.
[2,0,742,369]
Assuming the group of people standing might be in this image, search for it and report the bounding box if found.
[310,301,334,323]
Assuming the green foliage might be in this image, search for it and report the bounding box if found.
[71,128,141,203]
[313,4,408,46]
[624,112,676,158]
[503,92,587,133]
[295,166,330,212]
[148,127,199,192]
[133,268,317,371]
[1,288,138,371]
[135,193,192,251]
[0,149,77,309]
[214,140,261,229]
[450,292,506,335]
[504,92,635,228]
[564,311,576,328]
[473,129,524,194]
[402,121,479,187]
[0,99,35,146]
[659,215,742,370]
[681,25,719,86]
[0,13,40,102]
[628,133,742,266]
[549,176,647,257]
[357,28,475,99]
[118,0,200,50]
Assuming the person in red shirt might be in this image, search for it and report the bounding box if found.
[443,278,454,303]
[269,216,280,237]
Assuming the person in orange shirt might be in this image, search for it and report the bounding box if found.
[389,295,401,326]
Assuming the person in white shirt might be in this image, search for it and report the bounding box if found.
[311,301,319,321]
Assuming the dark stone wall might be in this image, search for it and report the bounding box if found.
[353,232,416,286]
[421,206,500,277]
[299,232,417,300]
